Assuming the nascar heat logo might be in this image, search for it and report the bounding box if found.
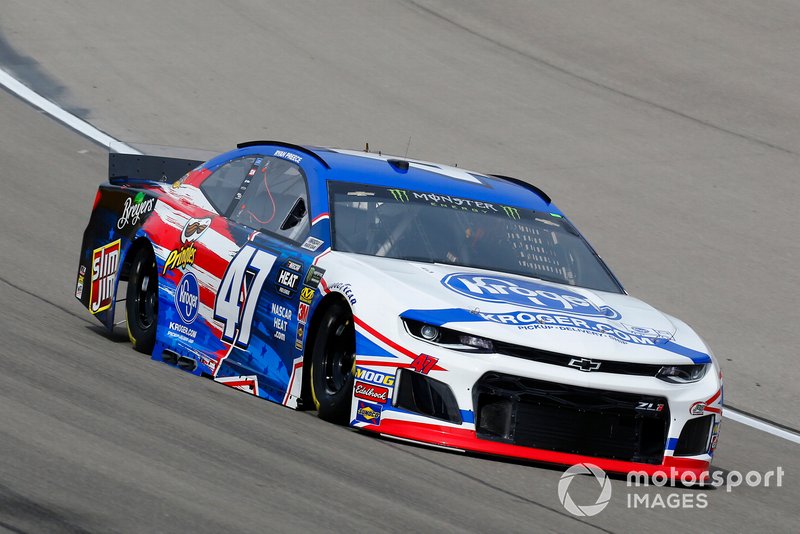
[441,273,621,319]
[90,240,121,314]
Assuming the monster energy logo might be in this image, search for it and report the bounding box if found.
[501,206,521,220]
[388,189,409,202]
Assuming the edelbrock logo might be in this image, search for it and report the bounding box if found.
[441,273,621,319]
[174,272,199,324]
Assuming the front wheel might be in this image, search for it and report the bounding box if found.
[126,246,159,354]
[310,302,356,424]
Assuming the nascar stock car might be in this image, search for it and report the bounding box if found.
[75,140,722,477]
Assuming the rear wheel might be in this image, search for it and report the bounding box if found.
[310,302,356,424]
[126,247,159,354]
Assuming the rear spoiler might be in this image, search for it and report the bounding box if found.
[108,153,204,185]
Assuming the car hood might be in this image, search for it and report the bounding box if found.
[332,253,711,365]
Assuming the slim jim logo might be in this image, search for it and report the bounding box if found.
[90,240,121,314]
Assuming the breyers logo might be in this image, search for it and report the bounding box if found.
[117,194,155,230]
[441,273,621,319]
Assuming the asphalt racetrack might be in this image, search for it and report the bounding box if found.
[1,1,798,532]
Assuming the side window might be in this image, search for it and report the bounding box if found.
[199,156,257,214]
[229,157,310,243]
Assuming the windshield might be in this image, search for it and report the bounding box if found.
[330,182,623,293]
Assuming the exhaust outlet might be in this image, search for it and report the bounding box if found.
[177,355,197,372]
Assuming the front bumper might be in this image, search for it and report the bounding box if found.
[349,316,722,479]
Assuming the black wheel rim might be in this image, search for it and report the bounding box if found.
[134,259,157,330]
[322,317,355,394]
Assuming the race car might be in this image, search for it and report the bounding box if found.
[75,140,722,478]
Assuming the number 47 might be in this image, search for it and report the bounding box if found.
[214,244,278,348]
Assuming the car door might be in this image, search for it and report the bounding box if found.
[210,154,319,402]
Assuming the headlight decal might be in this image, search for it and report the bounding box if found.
[400,307,712,364]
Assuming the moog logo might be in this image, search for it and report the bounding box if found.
[354,367,395,387]
[441,273,621,319]
[175,272,200,324]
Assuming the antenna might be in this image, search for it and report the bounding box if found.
[405,136,412,157]
[365,141,369,153]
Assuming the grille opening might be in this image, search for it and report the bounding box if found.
[478,395,514,439]
[474,372,669,464]
[674,415,714,456]
[492,341,664,377]
[396,369,462,424]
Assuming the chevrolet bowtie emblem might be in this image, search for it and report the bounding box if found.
[568,357,602,372]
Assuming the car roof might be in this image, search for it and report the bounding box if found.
[318,148,556,213]
[208,141,559,214]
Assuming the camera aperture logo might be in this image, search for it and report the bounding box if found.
[557,463,612,517]
[558,463,785,516]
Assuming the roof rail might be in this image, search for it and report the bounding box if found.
[489,174,551,205]
[236,140,330,169]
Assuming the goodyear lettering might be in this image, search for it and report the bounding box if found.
[329,282,356,305]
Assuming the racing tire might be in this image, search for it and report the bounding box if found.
[126,246,159,354]
[310,302,356,424]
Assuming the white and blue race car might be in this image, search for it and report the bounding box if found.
[76,141,722,478]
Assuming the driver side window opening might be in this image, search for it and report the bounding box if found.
[199,156,257,214]
[228,156,310,243]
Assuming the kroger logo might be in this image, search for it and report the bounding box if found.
[174,272,199,324]
[441,273,621,319]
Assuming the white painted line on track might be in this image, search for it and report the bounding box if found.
[1,65,799,448]
[725,408,800,445]
[0,66,141,154]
